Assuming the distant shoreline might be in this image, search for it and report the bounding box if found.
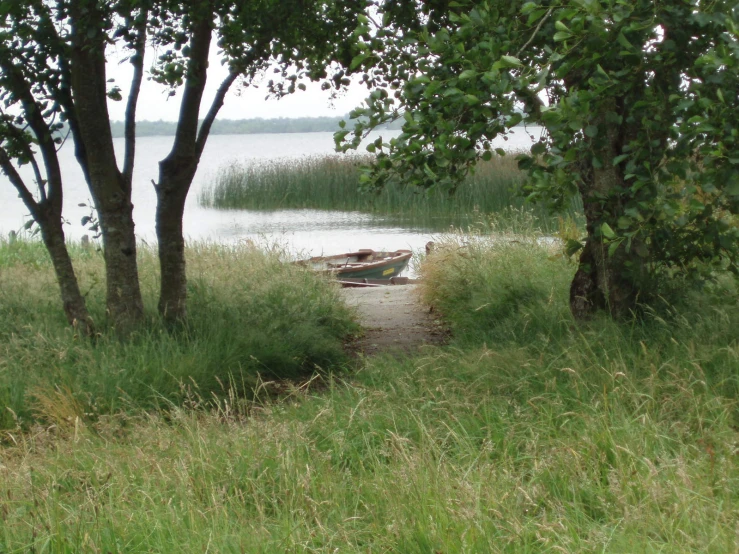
[109,116,402,138]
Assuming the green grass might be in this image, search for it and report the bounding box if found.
[0,239,357,431]
[1,232,737,552]
[198,154,581,231]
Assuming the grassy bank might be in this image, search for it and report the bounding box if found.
[1,234,737,551]
[0,240,356,431]
[198,154,580,231]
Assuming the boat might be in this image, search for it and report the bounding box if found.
[300,249,413,280]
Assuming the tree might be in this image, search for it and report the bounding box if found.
[1,0,367,330]
[150,0,366,322]
[1,0,150,334]
[67,0,148,332]
[338,0,739,319]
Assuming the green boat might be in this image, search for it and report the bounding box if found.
[301,249,412,280]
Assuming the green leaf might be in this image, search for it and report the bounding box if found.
[423,164,437,180]
[350,53,370,70]
[612,154,629,165]
[601,222,616,239]
[500,55,522,67]
[555,21,570,32]
[459,69,477,80]
[616,33,634,50]
[584,125,598,137]
[553,31,573,42]
[634,242,649,258]
[531,142,546,155]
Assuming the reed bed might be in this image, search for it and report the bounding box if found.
[199,154,580,231]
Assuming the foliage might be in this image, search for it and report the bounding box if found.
[0,240,356,430]
[337,0,739,297]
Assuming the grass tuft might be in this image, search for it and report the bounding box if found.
[0,239,357,430]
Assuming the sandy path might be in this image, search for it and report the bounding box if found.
[341,285,446,356]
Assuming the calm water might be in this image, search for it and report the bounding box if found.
[0,127,545,259]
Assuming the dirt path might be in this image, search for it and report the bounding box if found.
[341,285,446,356]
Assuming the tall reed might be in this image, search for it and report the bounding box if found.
[199,155,581,231]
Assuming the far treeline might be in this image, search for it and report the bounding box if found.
[109,116,403,138]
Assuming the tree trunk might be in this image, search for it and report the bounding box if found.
[155,171,191,322]
[69,7,145,333]
[37,214,94,335]
[153,15,235,324]
[97,201,145,332]
[569,117,642,320]
[569,195,640,320]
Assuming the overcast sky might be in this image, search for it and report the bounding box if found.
[105,44,370,122]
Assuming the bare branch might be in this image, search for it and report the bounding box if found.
[0,146,40,217]
[122,9,148,190]
[196,71,238,157]
[516,7,554,59]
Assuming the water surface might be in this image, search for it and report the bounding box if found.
[0,128,544,258]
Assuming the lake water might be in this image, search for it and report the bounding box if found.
[0,127,545,260]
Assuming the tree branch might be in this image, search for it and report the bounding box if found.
[516,7,554,59]
[196,71,238,157]
[0,113,48,203]
[0,146,40,217]
[0,59,64,210]
[169,14,214,160]
[53,27,91,185]
[122,9,148,190]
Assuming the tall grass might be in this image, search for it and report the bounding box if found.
[199,154,581,231]
[0,239,357,430]
[1,233,737,551]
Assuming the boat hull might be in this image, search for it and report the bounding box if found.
[301,249,412,280]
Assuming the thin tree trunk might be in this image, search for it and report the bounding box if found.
[0,147,94,335]
[155,175,190,321]
[569,198,639,320]
[38,215,94,335]
[153,12,236,323]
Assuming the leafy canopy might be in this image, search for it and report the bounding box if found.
[338,0,739,278]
